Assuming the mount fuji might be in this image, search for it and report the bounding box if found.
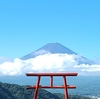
[21,42,95,64]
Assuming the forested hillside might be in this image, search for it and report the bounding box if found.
[0,82,91,99]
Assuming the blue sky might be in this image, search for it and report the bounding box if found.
[0,0,100,60]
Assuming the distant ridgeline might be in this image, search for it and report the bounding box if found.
[0,82,91,99]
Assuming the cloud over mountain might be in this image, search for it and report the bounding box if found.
[0,53,100,76]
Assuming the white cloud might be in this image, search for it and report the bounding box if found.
[0,53,100,76]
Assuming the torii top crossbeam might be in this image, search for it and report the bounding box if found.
[26,72,78,99]
[26,72,77,76]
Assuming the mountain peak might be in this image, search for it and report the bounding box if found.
[21,42,76,60]
[21,42,95,64]
[38,42,76,54]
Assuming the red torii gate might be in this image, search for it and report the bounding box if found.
[26,72,78,99]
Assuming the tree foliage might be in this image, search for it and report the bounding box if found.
[0,82,91,99]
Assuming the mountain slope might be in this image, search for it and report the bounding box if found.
[0,82,61,99]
